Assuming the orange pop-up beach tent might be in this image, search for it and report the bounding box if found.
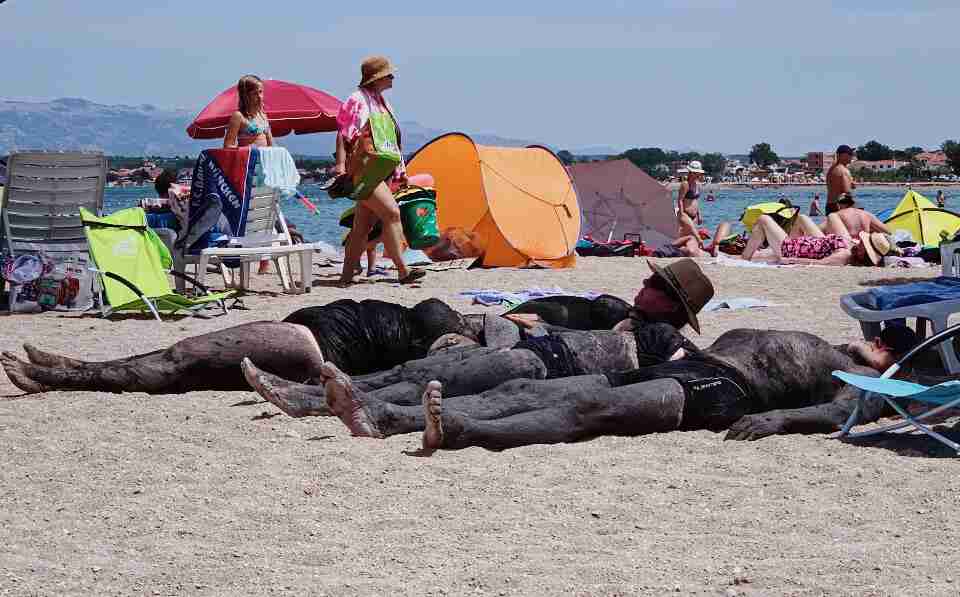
[407,133,581,268]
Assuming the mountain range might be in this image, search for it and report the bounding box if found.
[0,97,566,158]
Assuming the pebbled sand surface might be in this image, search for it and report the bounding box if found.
[2,257,960,596]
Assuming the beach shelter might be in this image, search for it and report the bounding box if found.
[740,202,798,232]
[407,133,580,268]
[567,159,675,248]
[883,190,960,245]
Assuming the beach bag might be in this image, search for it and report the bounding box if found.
[347,111,402,201]
[5,254,94,313]
[396,186,440,249]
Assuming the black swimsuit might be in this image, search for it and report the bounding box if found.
[604,325,754,431]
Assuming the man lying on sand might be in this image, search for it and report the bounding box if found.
[1,260,713,396]
[244,323,919,452]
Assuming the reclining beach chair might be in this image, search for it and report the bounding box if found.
[833,323,960,454]
[1,151,106,259]
[81,207,234,321]
[176,187,317,293]
[840,279,960,374]
[189,186,317,294]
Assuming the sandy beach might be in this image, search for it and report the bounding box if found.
[3,257,959,596]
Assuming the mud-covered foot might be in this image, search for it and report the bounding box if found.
[241,358,329,417]
[421,380,444,453]
[322,362,384,438]
[1,352,51,394]
[24,344,83,368]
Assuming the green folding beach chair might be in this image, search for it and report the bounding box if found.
[81,207,235,320]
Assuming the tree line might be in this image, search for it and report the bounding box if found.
[558,138,960,180]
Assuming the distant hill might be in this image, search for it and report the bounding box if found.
[0,97,541,157]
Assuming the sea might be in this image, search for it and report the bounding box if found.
[103,184,956,249]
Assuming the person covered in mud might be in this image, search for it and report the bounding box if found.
[244,323,919,453]
[1,260,714,397]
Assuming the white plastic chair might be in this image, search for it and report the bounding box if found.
[191,187,316,294]
[840,290,960,374]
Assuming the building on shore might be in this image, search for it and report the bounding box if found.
[850,159,907,173]
[806,151,836,174]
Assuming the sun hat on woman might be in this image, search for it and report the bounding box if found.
[360,56,396,87]
[687,160,705,174]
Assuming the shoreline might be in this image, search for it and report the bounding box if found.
[665,181,960,190]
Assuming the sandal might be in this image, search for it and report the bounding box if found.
[398,268,426,285]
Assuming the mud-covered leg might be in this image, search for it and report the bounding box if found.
[436,378,686,451]
[241,358,329,416]
[352,348,547,398]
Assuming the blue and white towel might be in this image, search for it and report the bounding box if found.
[461,287,600,307]
[257,146,301,191]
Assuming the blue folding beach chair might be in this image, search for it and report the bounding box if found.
[833,323,960,454]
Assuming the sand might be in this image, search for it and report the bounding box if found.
[2,257,959,596]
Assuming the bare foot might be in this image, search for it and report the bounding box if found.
[321,362,384,438]
[24,344,83,368]
[1,352,50,394]
[421,380,444,453]
[241,358,329,417]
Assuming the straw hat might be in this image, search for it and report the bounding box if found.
[360,55,396,87]
[687,160,705,174]
[646,258,715,333]
[858,231,897,265]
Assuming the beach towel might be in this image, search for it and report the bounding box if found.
[703,297,777,312]
[461,287,600,308]
[710,254,796,268]
[863,277,960,311]
[181,148,260,253]
[257,146,301,191]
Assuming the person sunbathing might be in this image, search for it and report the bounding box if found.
[1,260,714,397]
[817,193,890,239]
[674,222,734,258]
[742,213,895,266]
[243,324,919,452]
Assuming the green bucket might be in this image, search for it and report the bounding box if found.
[399,198,440,249]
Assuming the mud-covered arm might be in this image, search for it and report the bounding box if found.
[725,366,891,441]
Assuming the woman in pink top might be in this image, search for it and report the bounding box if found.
[223,75,274,149]
[334,56,423,285]
[742,213,894,266]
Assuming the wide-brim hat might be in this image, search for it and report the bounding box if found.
[858,231,897,265]
[360,55,396,87]
[646,258,715,334]
[687,160,705,174]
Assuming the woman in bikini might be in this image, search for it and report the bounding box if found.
[676,161,705,239]
[741,213,895,266]
[223,75,274,148]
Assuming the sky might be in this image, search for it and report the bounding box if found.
[1,0,958,155]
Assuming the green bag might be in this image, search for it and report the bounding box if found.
[397,187,440,249]
[348,111,402,201]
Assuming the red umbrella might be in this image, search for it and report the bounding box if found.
[186,79,341,139]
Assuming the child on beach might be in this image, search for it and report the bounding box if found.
[223,75,274,149]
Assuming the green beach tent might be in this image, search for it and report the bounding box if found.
[883,190,960,245]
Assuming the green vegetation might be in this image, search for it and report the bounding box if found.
[943,141,960,175]
[619,148,726,180]
[748,142,779,168]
